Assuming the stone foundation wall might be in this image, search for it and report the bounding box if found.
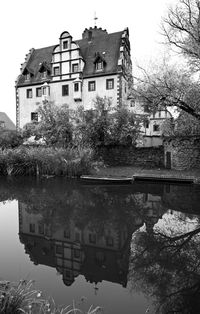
[164,136,200,170]
[95,145,164,167]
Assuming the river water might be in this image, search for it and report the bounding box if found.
[0,177,200,314]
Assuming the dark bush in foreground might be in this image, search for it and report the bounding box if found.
[0,147,94,177]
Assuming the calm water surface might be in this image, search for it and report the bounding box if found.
[0,177,200,314]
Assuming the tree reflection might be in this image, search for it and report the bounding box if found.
[1,177,200,312]
[129,211,200,314]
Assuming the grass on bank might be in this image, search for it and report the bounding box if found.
[0,146,94,177]
[0,280,102,314]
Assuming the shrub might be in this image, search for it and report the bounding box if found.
[0,280,102,314]
[0,147,94,177]
[0,130,23,149]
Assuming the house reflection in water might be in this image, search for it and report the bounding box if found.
[18,188,165,289]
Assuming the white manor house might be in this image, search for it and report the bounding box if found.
[15,25,171,146]
[15,26,133,129]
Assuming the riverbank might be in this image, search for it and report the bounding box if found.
[89,166,200,183]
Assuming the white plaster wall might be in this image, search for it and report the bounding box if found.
[82,75,118,109]
[18,87,41,128]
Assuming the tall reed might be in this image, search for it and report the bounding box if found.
[0,147,94,177]
[0,280,102,314]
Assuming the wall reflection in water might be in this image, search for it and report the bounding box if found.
[17,179,168,290]
[1,177,200,314]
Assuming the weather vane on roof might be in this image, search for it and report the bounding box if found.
[94,12,98,27]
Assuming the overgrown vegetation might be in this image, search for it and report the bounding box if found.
[0,280,102,314]
[0,97,142,177]
[0,147,93,177]
[22,97,142,149]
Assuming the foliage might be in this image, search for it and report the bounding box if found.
[0,280,102,314]
[134,60,200,121]
[23,102,74,148]
[0,146,94,177]
[162,109,200,137]
[79,96,141,147]
[0,130,23,149]
[23,97,141,149]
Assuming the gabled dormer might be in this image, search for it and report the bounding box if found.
[59,31,72,51]
[94,52,106,72]
[22,67,34,81]
[38,61,51,80]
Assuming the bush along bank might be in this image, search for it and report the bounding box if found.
[0,146,94,177]
[0,280,102,314]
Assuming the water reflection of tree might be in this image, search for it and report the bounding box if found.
[129,212,200,314]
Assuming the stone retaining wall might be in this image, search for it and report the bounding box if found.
[164,136,200,170]
[95,145,164,167]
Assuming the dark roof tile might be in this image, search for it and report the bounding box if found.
[17,30,123,86]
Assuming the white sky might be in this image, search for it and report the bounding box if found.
[1,0,174,123]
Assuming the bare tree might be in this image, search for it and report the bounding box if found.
[134,61,200,120]
[161,0,200,70]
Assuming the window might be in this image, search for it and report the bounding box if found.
[29,223,35,233]
[144,120,149,129]
[153,124,160,132]
[26,89,32,98]
[38,224,44,235]
[95,251,106,264]
[106,79,114,90]
[74,82,79,92]
[54,67,60,76]
[63,41,68,49]
[56,245,63,255]
[96,61,103,71]
[64,229,70,239]
[41,71,47,79]
[36,87,42,97]
[25,73,30,81]
[42,85,50,96]
[89,233,96,244]
[75,232,80,242]
[31,112,38,122]
[62,85,69,96]
[72,63,79,73]
[0,121,5,128]
[74,249,80,258]
[88,81,96,91]
[106,236,114,247]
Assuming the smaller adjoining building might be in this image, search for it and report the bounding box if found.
[0,112,15,130]
[163,135,200,170]
[130,101,172,147]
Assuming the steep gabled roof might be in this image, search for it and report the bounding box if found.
[16,30,123,87]
[0,112,15,130]
[17,45,56,86]
[76,31,123,77]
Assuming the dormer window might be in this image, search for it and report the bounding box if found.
[96,61,103,71]
[24,72,30,81]
[63,41,68,49]
[41,71,47,79]
[94,53,106,72]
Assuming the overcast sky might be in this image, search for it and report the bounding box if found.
[1,0,174,123]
